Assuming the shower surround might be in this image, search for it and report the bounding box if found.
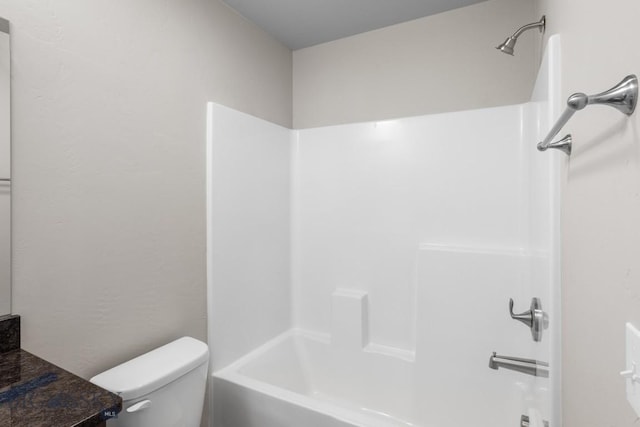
[207,36,562,427]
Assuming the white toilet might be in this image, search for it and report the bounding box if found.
[90,337,209,427]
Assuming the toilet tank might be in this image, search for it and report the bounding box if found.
[90,337,209,427]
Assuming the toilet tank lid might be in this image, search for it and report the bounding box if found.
[90,337,209,401]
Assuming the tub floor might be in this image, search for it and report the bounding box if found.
[310,391,416,427]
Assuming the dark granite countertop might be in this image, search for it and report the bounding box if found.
[0,349,122,427]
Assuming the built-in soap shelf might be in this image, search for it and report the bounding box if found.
[331,288,415,362]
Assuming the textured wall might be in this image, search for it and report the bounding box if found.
[534,1,640,426]
[0,0,291,384]
[0,29,8,316]
[292,0,537,129]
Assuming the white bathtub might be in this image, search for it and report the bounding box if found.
[213,329,418,427]
[213,323,535,427]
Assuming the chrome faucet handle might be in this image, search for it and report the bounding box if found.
[509,298,534,327]
[509,298,548,342]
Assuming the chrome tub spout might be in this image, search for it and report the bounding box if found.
[489,352,549,377]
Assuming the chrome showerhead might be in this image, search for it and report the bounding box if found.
[496,37,517,55]
[496,15,545,56]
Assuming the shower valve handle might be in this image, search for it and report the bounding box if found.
[509,298,548,342]
[509,298,534,327]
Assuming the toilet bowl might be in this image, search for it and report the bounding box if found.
[90,337,209,427]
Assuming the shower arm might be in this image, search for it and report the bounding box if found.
[510,17,545,39]
[537,74,638,154]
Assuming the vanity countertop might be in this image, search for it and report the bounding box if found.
[0,349,122,426]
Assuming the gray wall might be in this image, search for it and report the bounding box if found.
[534,1,640,426]
[0,0,291,381]
[0,29,8,316]
[292,0,537,129]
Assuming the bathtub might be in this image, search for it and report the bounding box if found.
[213,325,533,427]
[213,329,417,427]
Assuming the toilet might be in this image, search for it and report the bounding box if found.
[90,337,209,427]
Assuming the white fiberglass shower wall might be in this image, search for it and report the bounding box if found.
[207,36,562,427]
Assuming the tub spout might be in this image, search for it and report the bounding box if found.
[489,352,548,377]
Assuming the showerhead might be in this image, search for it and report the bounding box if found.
[496,37,517,56]
[496,16,545,56]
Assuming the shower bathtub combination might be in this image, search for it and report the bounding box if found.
[207,36,562,427]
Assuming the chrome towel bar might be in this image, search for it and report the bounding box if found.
[538,74,638,155]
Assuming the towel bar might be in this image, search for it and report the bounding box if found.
[538,74,638,155]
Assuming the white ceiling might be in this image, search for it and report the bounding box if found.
[223,0,489,50]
